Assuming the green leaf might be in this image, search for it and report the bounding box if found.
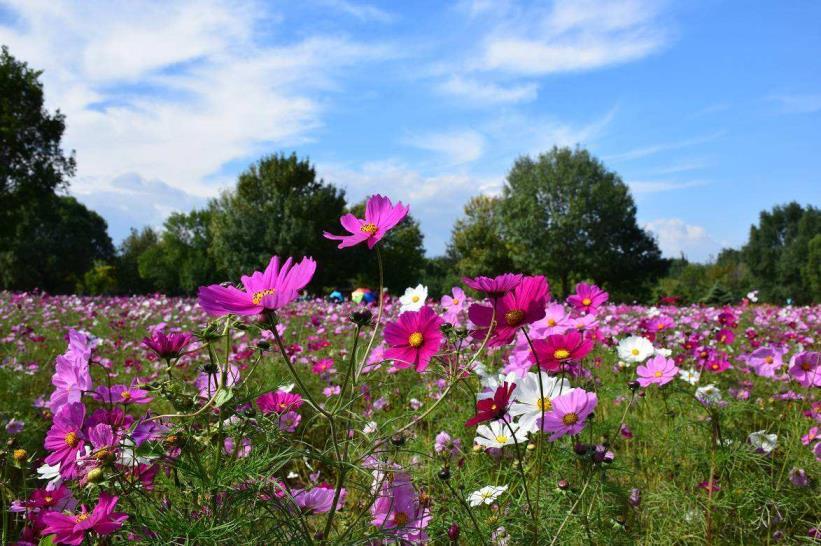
[214,388,233,407]
[39,534,56,546]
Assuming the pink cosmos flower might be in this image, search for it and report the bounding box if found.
[462,273,522,298]
[370,471,430,543]
[567,282,608,313]
[40,492,128,546]
[44,402,86,473]
[636,355,679,387]
[530,331,593,373]
[323,194,409,249]
[704,356,731,374]
[440,286,466,323]
[142,331,193,359]
[468,275,549,347]
[256,390,303,414]
[195,364,240,399]
[715,328,735,345]
[92,384,153,405]
[789,351,820,388]
[224,437,252,458]
[198,256,316,317]
[539,388,598,441]
[291,484,345,514]
[383,306,444,372]
[747,346,785,378]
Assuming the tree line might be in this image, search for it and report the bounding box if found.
[1,46,818,304]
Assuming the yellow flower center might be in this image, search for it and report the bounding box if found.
[562,413,579,426]
[654,370,663,377]
[631,348,640,356]
[765,356,773,364]
[251,288,276,305]
[657,323,665,330]
[411,295,420,303]
[393,511,409,526]
[582,298,592,306]
[44,496,53,505]
[536,397,552,411]
[504,309,525,327]
[94,448,113,461]
[408,332,424,347]
[75,512,90,523]
[495,434,509,444]
[452,299,459,305]
[547,319,556,326]
[64,431,79,447]
[553,349,570,360]
[801,362,812,371]
[120,391,132,400]
[360,222,378,235]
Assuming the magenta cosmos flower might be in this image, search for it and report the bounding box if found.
[291,484,345,514]
[789,351,820,388]
[383,306,444,372]
[539,388,598,441]
[567,282,608,313]
[636,355,679,387]
[198,256,316,317]
[256,390,303,414]
[44,402,86,471]
[371,471,431,543]
[40,492,128,546]
[142,331,193,359]
[462,273,522,298]
[468,275,549,347]
[530,331,593,373]
[323,194,409,249]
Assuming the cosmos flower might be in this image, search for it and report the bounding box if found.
[530,331,593,373]
[197,256,316,317]
[678,368,701,385]
[789,351,820,388]
[44,402,86,474]
[256,390,303,414]
[440,286,466,323]
[92,384,152,405]
[617,336,655,364]
[747,346,785,378]
[468,275,549,347]
[539,388,598,441]
[399,284,428,312]
[748,430,777,454]
[695,384,723,407]
[462,273,522,298]
[474,420,525,449]
[291,484,345,514]
[383,306,444,372]
[508,371,572,433]
[636,355,679,387]
[567,282,608,314]
[465,382,516,427]
[370,471,431,543]
[467,485,508,507]
[323,194,409,249]
[142,330,193,360]
[40,492,128,546]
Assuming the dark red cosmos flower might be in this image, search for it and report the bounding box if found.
[465,382,516,427]
[462,273,523,298]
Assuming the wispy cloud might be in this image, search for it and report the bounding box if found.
[769,93,821,114]
[315,0,396,23]
[437,76,538,104]
[403,129,487,165]
[603,131,724,162]
[627,179,708,194]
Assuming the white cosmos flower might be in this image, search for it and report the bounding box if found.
[695,384,722,406]
[678,368,701,385]
[508,371,572,433]
[617,336,655,364]
[474,420,525,449]
[654,347,672,357]
[36,462,62,491]
[746,290,759,302]
[467,485,508,507]
[279,383,295,393]
[399,284,428,312]
[748,430,777,453]
[363,421,378,435]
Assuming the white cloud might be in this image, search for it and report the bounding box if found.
[644,218,722,262]
[627,179,707,193]
[438,76,538,104]
[403,129,487,165]
[604,131,724,162]
[316,0,395,23]
[0,1,393,198]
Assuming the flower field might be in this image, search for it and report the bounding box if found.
[1,196,819,545]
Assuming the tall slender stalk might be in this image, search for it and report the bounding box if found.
[503,416,535,533]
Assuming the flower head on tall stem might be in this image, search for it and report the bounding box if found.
[539,388,597,441]
[142,331,193,360]
[468,275,549,347]
[567,282,608,314]
[197,255,315,317]
[40,492,128,546]
[323,194,409,249]
[466,382,516,427]
[530,331,593,373]
[462,273,523,298]
[383,306,444,372]
[636,355,679,387]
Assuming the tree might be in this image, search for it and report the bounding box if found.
[138,209,221,294]
[340,201,427,293]
[0,195,114,292]
[210,153,347,289]
[742,202,819,304]
[116,227,160,294]
[804,234,821,303]
[499,147,666,301]
[1,46,76,244]
[447,195,515,279]
[701,281,735,305]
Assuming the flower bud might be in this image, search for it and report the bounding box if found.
[87,467,104,483]
[390,434,405,447]
[628,380,640,392]
[12,448,27,463]
[350,310,373,327]
[447,523,460,542]
[557,479,570,490]
[628,488,641,507]
[437,467,451,481]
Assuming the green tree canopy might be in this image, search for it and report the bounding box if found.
[0,195,114,292]
[447,195,514,279]
[1,46,76,244]
[499,146,667,301]
[116,227,160,294]
[210,153,346,288]
[742,202,819,304]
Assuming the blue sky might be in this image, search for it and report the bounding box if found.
[1,0,819,261]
